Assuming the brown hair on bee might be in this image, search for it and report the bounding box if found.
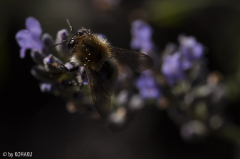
[68,28,111,71]
[53,20,154,116]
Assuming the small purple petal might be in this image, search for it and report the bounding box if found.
[140,88,160,99]
[56,29,69,43]
[44,54,62,65]
[136,72,161,99]
[31,50,46,64]
[44,55,54,64]
[43,54,63,72]
[131,20,154,51]
[82,67,89,85]
[40,83,52,92]
[20,48,26,58]
[55,29,69,53]
[16,29,44,57]
[181,58,192,70]
[65,62,73,69]
[42,33,54,47]
[26,17,42,37]
[77,66,88,85]
[179,35,204,60]
[16,30,33,48]
[162,52,185,85]
[83,78,88,85]
[193,43,204,58]
[98,34,107,39]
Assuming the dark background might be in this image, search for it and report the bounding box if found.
[1,0,240,158]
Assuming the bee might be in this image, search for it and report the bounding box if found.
[55,20,153,116]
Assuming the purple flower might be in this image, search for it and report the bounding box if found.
[161,35,205,84]
[97,33,107,39]
[181,57,192,70]
[136,71,160,99]
[42,33,54,49]
[179,35,204,61]
[162,53,185,85]
[131,20,154,52]
[43,54,63,72]
[15,17,45,58]
[55,29,69,54]
[40,83,52,92]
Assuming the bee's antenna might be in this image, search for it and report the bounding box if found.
[66,19,73,34]
[49,40,68,48]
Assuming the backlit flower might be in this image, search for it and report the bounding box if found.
[131,20,154,52]
[162,52,185,85]
[15,17,45,58]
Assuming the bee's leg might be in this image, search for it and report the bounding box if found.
[60,64,79,73]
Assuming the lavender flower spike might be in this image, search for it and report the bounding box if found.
[16,17,45,58]
[40,83,52,93]
[55,29,69,54]
[131,20,154,52]
[179,35,204,61]
[136,71,160,99]
[162,52,185,85]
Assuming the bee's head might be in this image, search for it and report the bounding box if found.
[67,34,78,49]
[68,29,89,49]
[49,20,90,50]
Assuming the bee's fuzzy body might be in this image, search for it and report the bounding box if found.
[69,30,111,71]
[65,27,153,116]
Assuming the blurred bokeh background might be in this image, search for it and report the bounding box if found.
[1,0,240,158]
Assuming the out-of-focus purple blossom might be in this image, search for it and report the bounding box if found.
[162,36,205,84]
[131,20,154,52]
[136,71,160,99]
[83,77,88,85]
[96,34,108,46]
[64,62,73,70]
[15,17,45,58]
[181,57,193,70]
[97,34,107,39]
[179,35,204,61]
[162,53,185,85]
[40,83,52,92]
[43,54,61,65]
[76,66,88,86]
[55,29,69,54]
[42,33,54,48]
[43,54,63,72]
[30,50,45,65]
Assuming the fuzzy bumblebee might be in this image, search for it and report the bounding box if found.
[55,21,153,116]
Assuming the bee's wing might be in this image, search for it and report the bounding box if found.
[111,46,154,74]
[85,60,118,116]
